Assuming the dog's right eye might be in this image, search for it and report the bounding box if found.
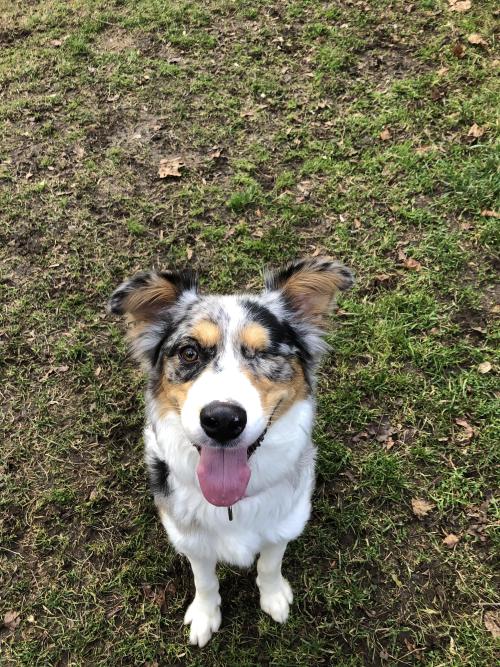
[179,345,199,363]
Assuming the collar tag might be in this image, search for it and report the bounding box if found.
[228,506,233,521]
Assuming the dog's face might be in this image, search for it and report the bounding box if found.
[109,258,353,507]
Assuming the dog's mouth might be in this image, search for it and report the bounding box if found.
[194,428,267,508]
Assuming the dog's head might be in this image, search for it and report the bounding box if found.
[109,258,353,507]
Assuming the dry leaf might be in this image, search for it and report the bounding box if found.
[94,366,102,377]
[452,42,466,58]
[50,39,63,47]
[186,247,193,260]
[158,157,183,179]
[480,209,499,218]
[468,123,485,138]
[416,145,433,155]
[455,417,474,441]
[436,66,449,76]
[57,365,69,373]
[404,257,422,271]
[3,611,21,630]
[448,0,472,12]
[483,611,500,639]
[467,33,487,46]
[380,128,391,141]
[443,533,460,547]
[208,148,222,160]
[411,498,434,518]
[478,361,492,374]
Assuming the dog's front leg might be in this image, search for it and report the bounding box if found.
[256,541,293,623]
[184,555,221,647]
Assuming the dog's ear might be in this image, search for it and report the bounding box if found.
[265,257,354,327]
[108,269,198,322]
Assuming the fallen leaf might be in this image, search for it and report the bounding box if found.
[353,218,362,229]
[411,498,434,518]
[468,123,485,138]
[240,109,256,118]
[27,615,35,623]
[448,0,472,12]
[57,365,69,373]
[380,128,391,141]
[158,157,184,178]
[416,145,433,155]
[430,86,445,101]
[436,66,449,76]
[94,366,102,377]
[207,147,222,160]
[50,39,62,47]
[404,257,422,271]
[297,180,312,198]
[467,33,487,46]
[373,273,392,285]
[452,42,466,58]
[443,533,460,547]
[483,610,500,639]
[3,611,21,630]
[478,361,492,374]
[480,209,499,218]
[384,436,395,450]
[186,247,193,260]
[455,417,474,441]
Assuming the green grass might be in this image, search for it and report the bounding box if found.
[1,0,499,665]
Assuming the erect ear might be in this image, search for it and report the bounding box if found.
[265,257,354,327]
[108,269,198,322]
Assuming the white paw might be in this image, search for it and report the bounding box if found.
[184,598,221,647]
[257,577,293,623]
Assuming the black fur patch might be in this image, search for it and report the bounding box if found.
[148,456,171,496]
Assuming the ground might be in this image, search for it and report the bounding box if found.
[1,0,499,665]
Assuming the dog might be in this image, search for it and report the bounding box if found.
[109,257,353,646]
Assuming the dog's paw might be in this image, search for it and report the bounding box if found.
[184,598,221,647]
[257,577,293,624]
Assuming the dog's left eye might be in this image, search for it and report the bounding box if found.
[179,345,199,363]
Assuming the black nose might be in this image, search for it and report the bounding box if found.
[200,401,247,443]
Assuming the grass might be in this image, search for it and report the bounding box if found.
[1,0,499,665]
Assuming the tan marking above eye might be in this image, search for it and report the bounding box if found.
[240,323,269,351]
[191,320,221,348]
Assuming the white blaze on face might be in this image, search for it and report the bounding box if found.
[179,298,268,506]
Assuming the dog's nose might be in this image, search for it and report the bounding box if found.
[200,401,247,443]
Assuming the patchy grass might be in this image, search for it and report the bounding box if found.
[1,0,499,665]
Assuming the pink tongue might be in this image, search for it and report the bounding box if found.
[196,447,251,507]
